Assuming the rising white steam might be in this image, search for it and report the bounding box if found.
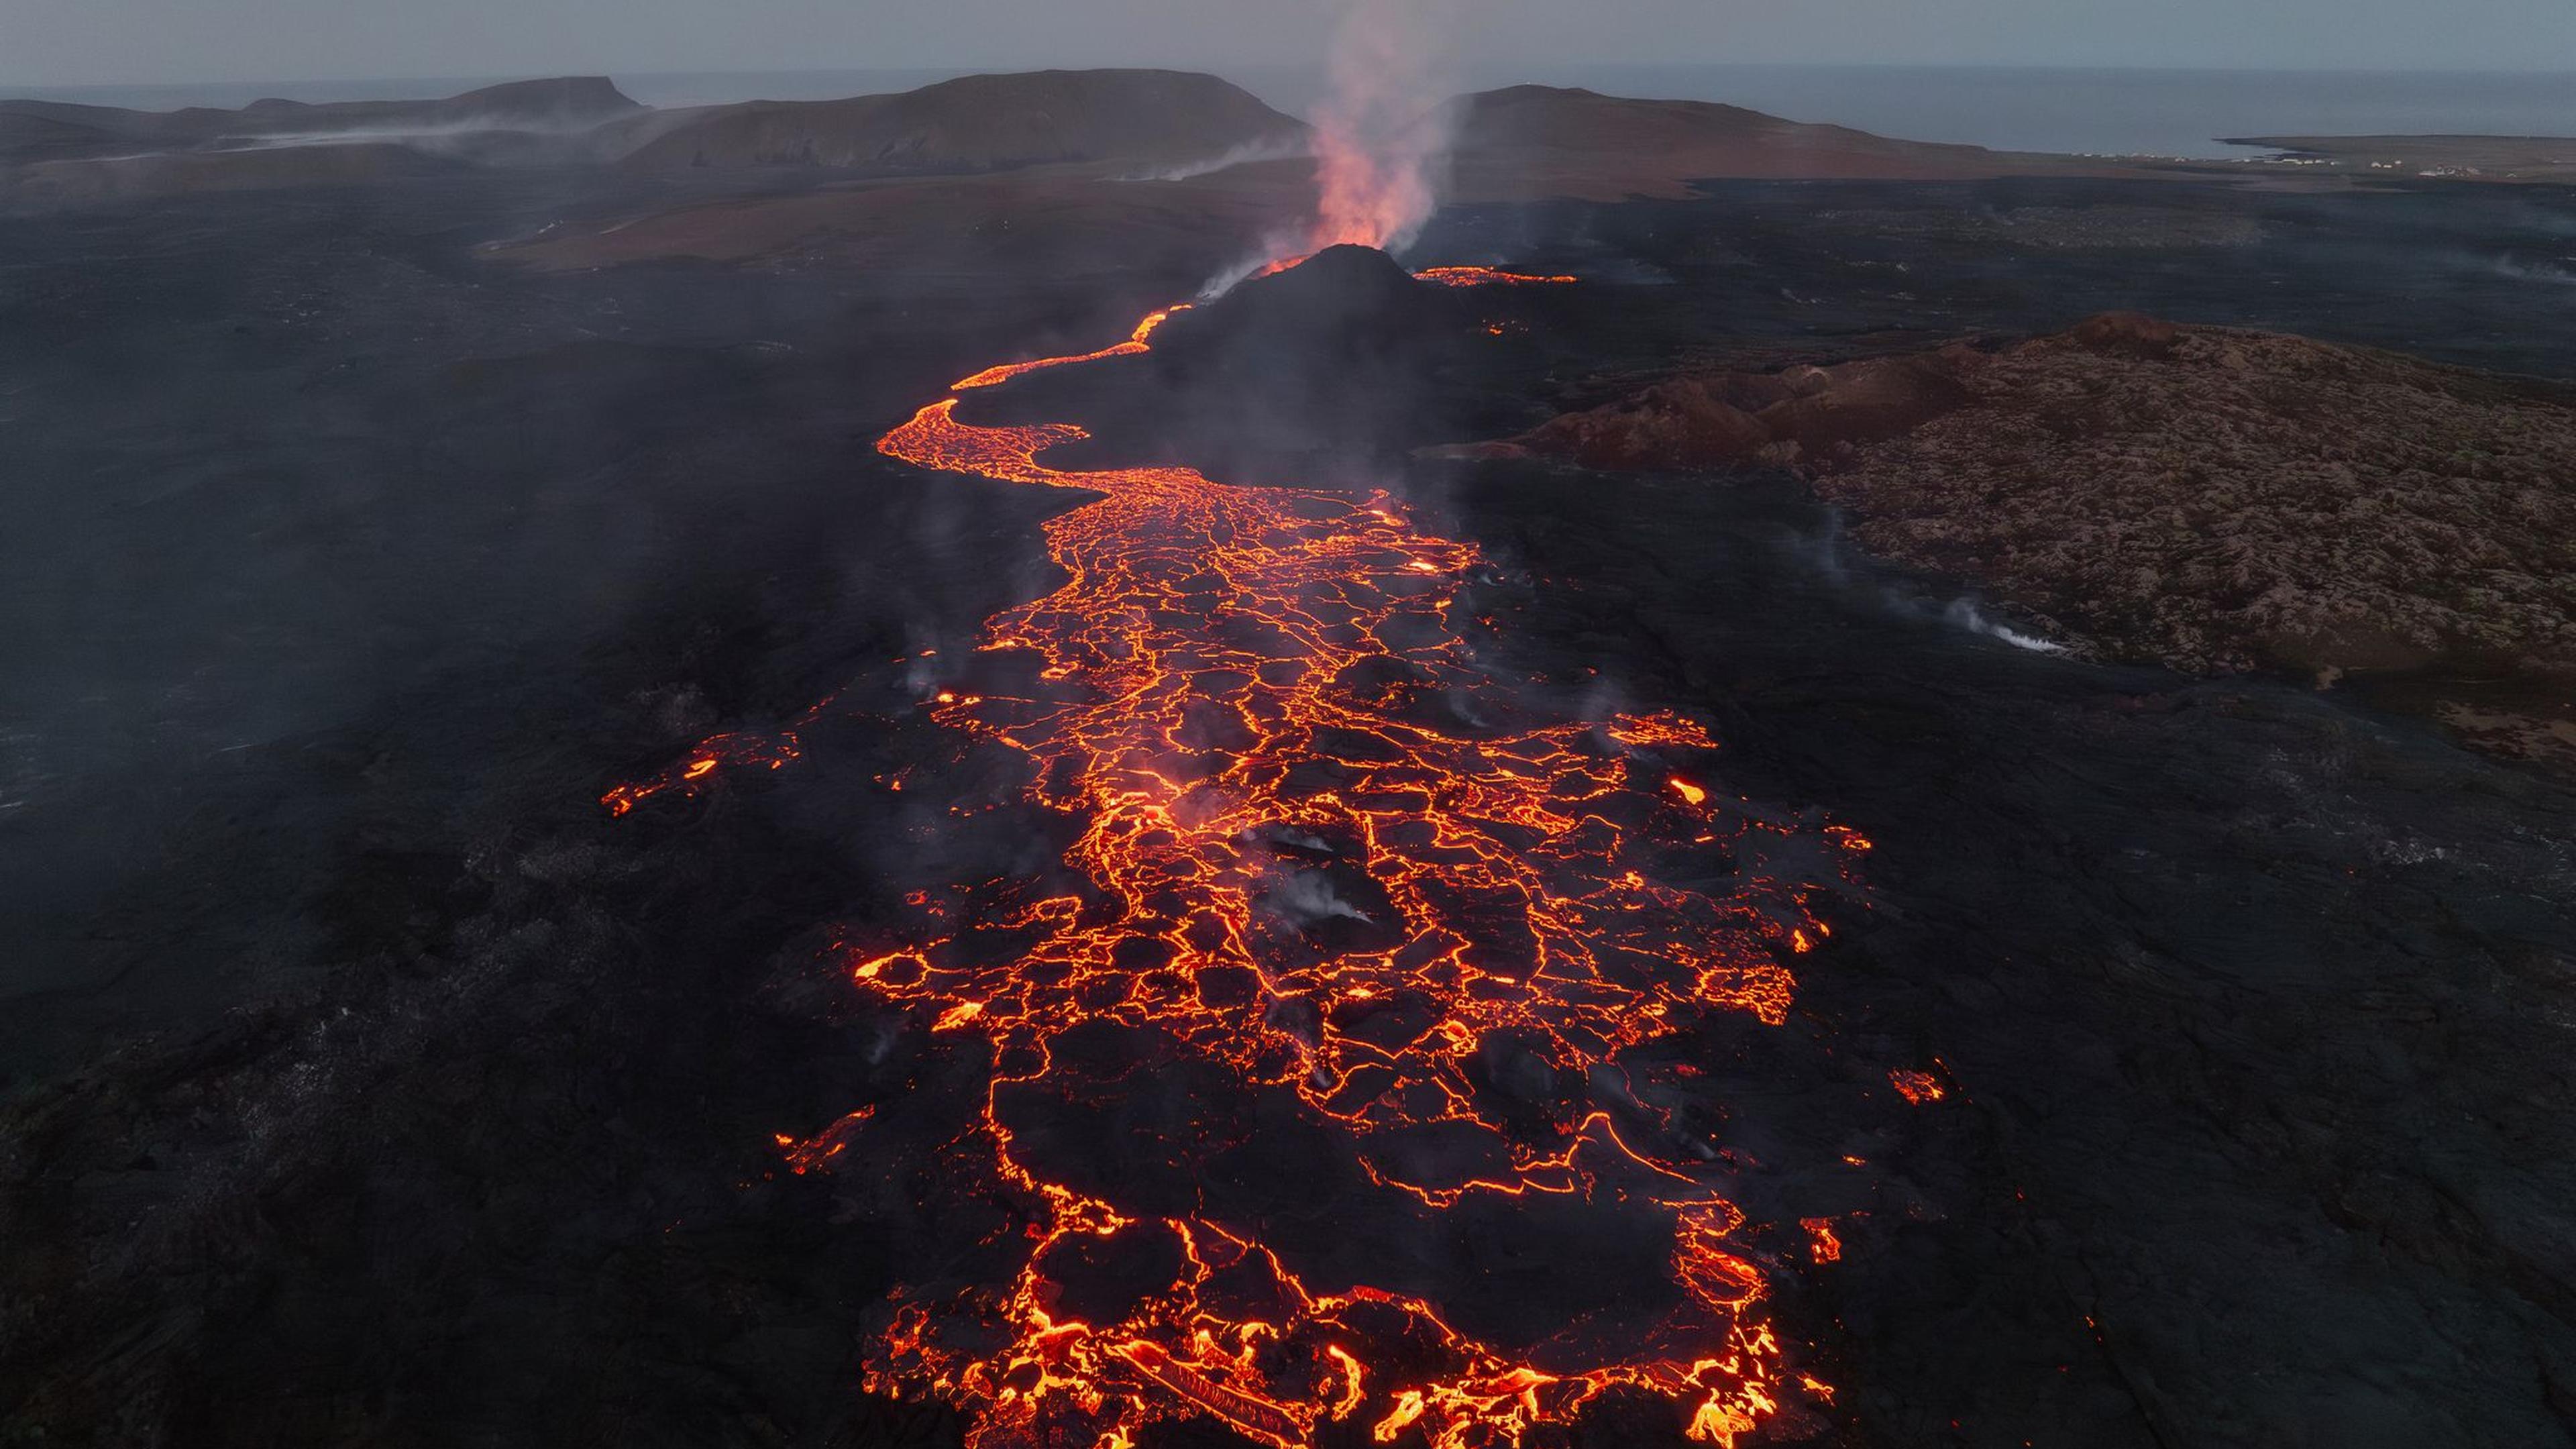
[1264,867,1376,928]
[1941,598,2068,653]
[1307,0,1457,254]
[1115,133,1312,183]
[1197,0,1460,297]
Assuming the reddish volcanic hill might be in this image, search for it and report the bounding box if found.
[612,68,1303,174]
[1489,351,1979,472]
[1448,85,2106,199]
[1474,314,2576,750]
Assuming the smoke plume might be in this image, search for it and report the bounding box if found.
[1305,0,1456,254]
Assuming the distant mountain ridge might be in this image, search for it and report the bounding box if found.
[9,69,2567,217]
[482,79,2145,274]
[610,68,1303,173]
[1447,84,2080,198]
[0,77,641,164]
[0,70,1312,209]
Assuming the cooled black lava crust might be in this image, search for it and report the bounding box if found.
[4,171,2574,1448]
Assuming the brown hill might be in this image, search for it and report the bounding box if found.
[1447,85,2108,201]
[612,68,1302,174]
[1475,313,2576,747]
[1485,350,1980,472]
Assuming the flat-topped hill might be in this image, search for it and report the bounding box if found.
[612,68,1303,174]
[1448,85,2101,199]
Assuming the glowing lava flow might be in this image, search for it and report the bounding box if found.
[620,268,1869,1448]
[951,306,1191,391]
[1411,266,1581,288]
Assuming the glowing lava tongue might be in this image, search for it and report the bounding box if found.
[623,260,1866,1448]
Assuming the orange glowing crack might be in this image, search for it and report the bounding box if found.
[613,262,1862,1449]
[600,727,808,816]
[1411,265,1580,288]
[1801,1218,1844,1264]
[1114,1340,1307,1448]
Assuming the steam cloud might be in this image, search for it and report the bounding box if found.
[1307,0,1456,254]
[1202,0,1456,294]
[1940,598,2067,653]
[1263,867,1377,928]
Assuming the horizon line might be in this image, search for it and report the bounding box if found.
[11,58,2576,97]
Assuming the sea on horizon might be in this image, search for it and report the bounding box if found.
[9,64,2575,161]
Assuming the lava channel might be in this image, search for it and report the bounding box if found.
[614,265,1874,1449]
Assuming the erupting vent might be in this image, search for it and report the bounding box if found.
[611,264,1879,1448]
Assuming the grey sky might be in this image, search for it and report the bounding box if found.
[4,0,2572,89]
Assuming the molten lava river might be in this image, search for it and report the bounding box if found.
[610,266,1884,1448]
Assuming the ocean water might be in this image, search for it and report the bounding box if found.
[14,65,2576,161]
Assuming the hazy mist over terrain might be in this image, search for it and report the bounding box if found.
[7,0,2573,87]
